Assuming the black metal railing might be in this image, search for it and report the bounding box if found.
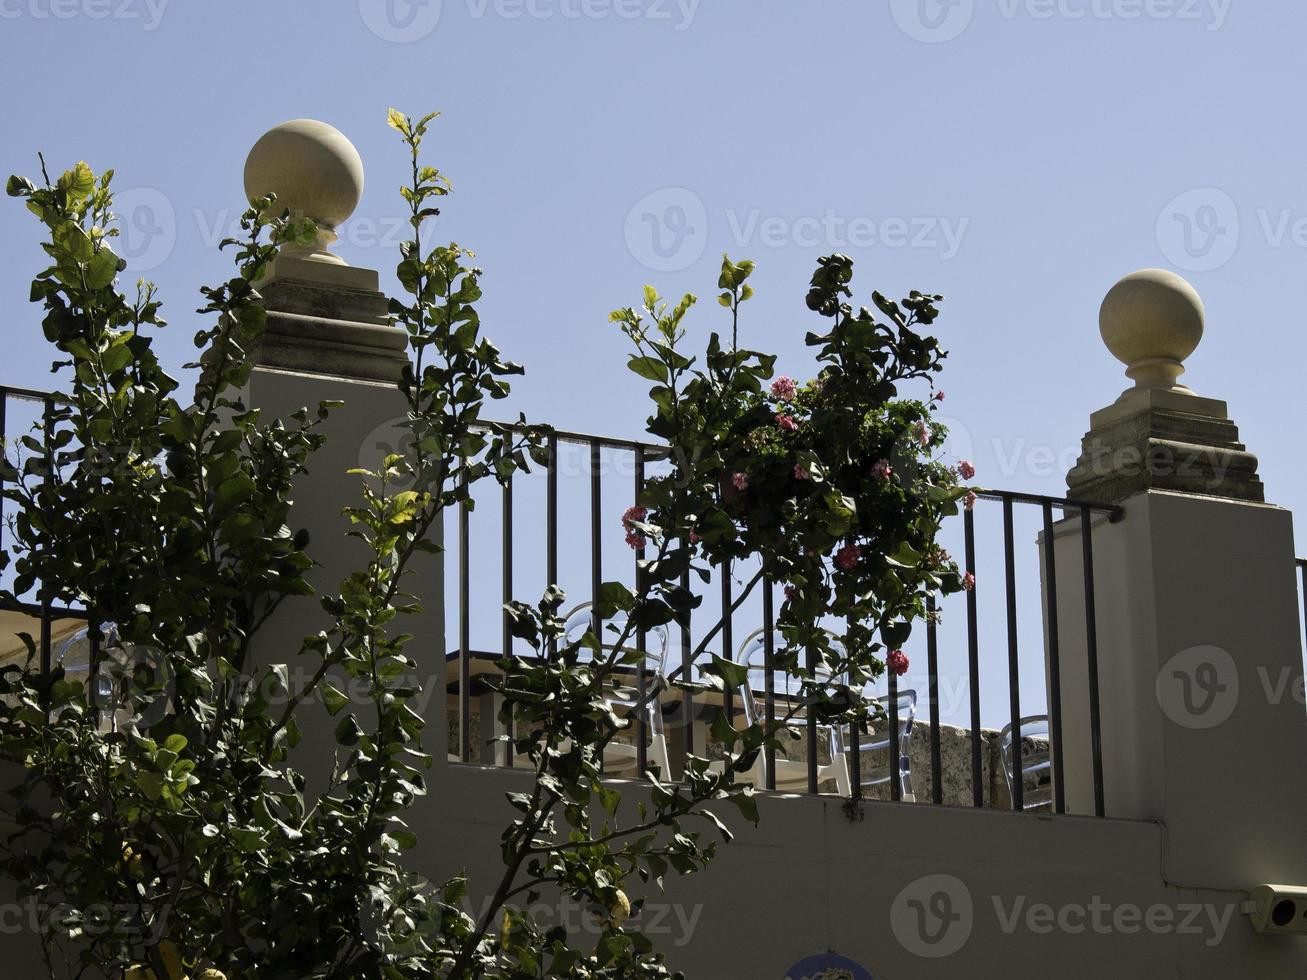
[6,375,1303,822]
[447,422,1129,818]
[0,385,90,693]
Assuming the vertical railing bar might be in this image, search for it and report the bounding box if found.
[1002,494,1023,812]
[1299,561,1306,671]
[806,638,818,795]
[964,506,983,808]
[927,594,943,805]
[1081,504,1106,818]
[720,560,734,755]
[634,447,648,776]
[38,397,54,703]
[546,434,558,658]
[501,474,514,768]
[590,441,603,775]
[1043,501,1067,814]
[762,581,776,791]
[680,563,693,765]
[887,652,902,803]
[458,484,471,764]
[847,614,861,801]
[87,614,102,731]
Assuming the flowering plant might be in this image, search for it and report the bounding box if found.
[612,254,975,741]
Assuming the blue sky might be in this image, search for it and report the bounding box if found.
[1,1,1304,727]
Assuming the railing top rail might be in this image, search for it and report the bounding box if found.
[0,383,60,404]
[975,488,1123,519]
[475,419,1126,518]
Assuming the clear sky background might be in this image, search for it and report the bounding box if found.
[1,0,1304,729]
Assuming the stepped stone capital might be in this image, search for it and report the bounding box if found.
[1066,269,1263,504]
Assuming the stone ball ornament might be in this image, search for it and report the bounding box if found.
[243,119,365,264]
[1098,268,1205,389]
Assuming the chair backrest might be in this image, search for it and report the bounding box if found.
[999,713,1053,807]
[54,625,112,717]
[734,628,844,727]
[561,603,669,676]
[55,621,161,731]
[860,688,917,753]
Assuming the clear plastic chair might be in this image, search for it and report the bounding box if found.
[561,602,672,777]
[999,714,1053,810]
[732,628,851,795]
[853,688,917,802]
[57,622,127,731]
[54,621,169,733]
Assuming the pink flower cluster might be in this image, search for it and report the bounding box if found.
[732,472,750,491]
[770,375,798,401]
[916,421,930,447]
[794,464,809,481]
[958,459,976,480]
[887,649,910,677]
[834,543,861,571]
[871,459,893,481]
[962,571,976,592]
[622,505,648,551]
[964,490,978,512]
[776,413,799,432]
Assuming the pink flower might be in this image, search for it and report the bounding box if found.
[793,464,809,480]
[625,530,647,551]
[962,571,975,592]
[622,505,648,529]
[783,585,796,600]
[834,544,861,571]
[964,490,978,512]
[871,459,893,481]
[932,390,945,402]
[776,413,799,432]
[916,421,930,447]
[887,650,909,677]
[770,375,798,401]
[958,459,976,480]
[689,530,702,545]
[731,472,749,491]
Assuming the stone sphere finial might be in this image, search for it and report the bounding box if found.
[243,119,364,266]
[1099,268,1205,390]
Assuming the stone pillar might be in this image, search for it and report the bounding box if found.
[235,120,447,769]
[1045,269,1306,890]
